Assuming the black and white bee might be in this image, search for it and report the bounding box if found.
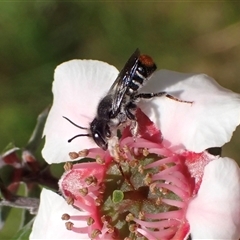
[64,49,191,150]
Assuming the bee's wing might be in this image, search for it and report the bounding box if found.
[110,49,140,116]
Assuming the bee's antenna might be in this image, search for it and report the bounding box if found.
[63,116,88,129]
[67,134,90,143]
[62,116,90,143]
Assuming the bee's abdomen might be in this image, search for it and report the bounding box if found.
[128,55,157,94]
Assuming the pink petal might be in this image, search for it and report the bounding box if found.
[139,70,240,152]
[42,60,118,164]
[30,189,89,239]
[186,157,240,239]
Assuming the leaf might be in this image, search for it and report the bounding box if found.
[25,107,49,153]
[12,218,34,240]
[1,143,19,155]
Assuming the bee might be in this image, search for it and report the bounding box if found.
[64,49,192,150]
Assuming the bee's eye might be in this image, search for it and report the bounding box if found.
[94,133,99,139]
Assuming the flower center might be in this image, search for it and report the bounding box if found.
[59,137,194,239]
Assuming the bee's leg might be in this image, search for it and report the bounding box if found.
[135,92,193,104]
[125,102,137,121]
[125,102,138,138]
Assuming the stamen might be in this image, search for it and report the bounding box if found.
[151,164,181,178]
[66,223,89,234]
[137,226,177,239]
[161,198,186,208]
[144,156,178,169]
[84,148,106,159]
[134,218,180,229]
[144,209,184,220]
[124,137,161,149]
[157,174,188,190]
[62,213,89,221]
[155,183,189,199]
[148,147,173,156]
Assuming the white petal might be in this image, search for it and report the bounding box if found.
[139,70,240,152]
[30,189,89,239]
[42,60,119,164]
[186,157,240,239]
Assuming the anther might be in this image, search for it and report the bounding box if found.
[96,156,105,165]
[98,183,106,194]
[79,187,88,196]
[123,145,130,154]
[90,229,101,239]
[126,213,134,222]
[107,224,115,233]
[142,148,149,157]
[64,162,73,171]
[87,217,95,226]
[78,149,89,157]
[112,144,121,162]
[156,197,162,205]
[144,173,152,185]
[95,197,103,206]
[62,213,70,220]
[66,197,74,205]
[101,215,112,224]
[138,211,145,220]
[65,221,74,230]
[129,223,138,233]
[150,183,157,193]
[159,164,168,171]
[160,187,169,195]
[129,159,138,168]
[138,165,144,174]
[85,176,97,186]
[111,227,119,239]
[69,152,79,160]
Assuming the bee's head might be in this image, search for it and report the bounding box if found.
[90,118,111,150]
[63,116,110,151]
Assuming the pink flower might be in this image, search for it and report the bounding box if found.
[31,59,240,239]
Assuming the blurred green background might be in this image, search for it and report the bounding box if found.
[0,1,240,238]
